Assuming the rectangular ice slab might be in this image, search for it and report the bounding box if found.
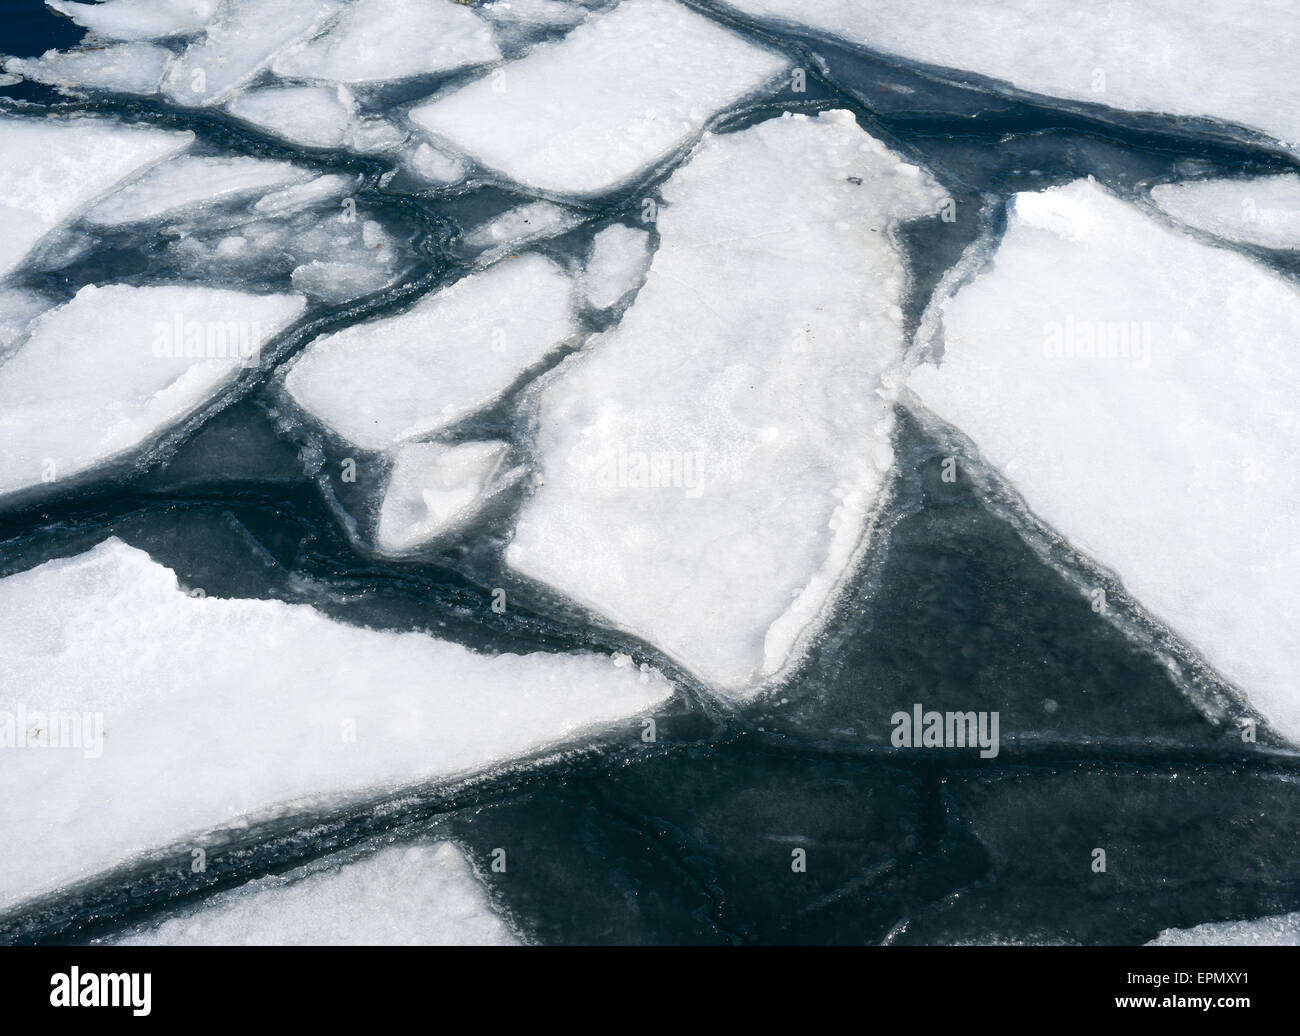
[115,842,518,945]
[0,115,191,278]
[0,284,306,498]
[1150,174,1300,250]
[908,178,1300,744]
[285,254,576,450]
[409,0,788,196]
[0,538,672,909]
[507,110,950,697]
[720,0,1300,150]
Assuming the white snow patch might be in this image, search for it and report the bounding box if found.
[463,200,583,259]
[1150,174,1300,250]
[582,222,652,310]
[46,0,218,42]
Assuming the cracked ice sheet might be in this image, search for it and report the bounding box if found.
[46,0,218,41]
[718,0,1300,150]
[907,178,1300,743]
[1148,911,1300,946]
[0,284,305,499]
[0,115,191,279]
[114,842,518,945]
[1150,174,1300,251]
[271,0,500,84]
[285,254,576,451]
[408,0,788,197]
[3,42,172,96]
[506,110,950,698]
[0,538,672,910]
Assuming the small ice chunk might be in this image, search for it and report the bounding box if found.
[289,258,393,303]
[0,114,191,278]
[272,0,501,83]
[84,154,309,225]
[506,111,951,696]
[47,0,219,41]
[1148,911,1300,946]
[582,223,652,310]
[161,0,341,106]
[1151,174,1300,250]
[0,72,20,88]
[409,0,788,196]
[0,284,306,498]
[0,538,672,908]
[252,172,359,217]
[908,178,1300,744]
[463,199,583,258]
[285,254,576,450]
[376,440,518,554]
[227,85,355,148]
[0,287,54,360]
[114,842,519,946]
[3,43,172,95]
[404,141,468,186]
[481,0,589,30]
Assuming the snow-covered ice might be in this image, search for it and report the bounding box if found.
[376,440,519,554]
[462,200,584,260]
[271,0,501,84]
[507,110,951,697]
[582,223,652,311]
[0,538,672,908]
[1150,174,1300,251]
[719,0,1300,150]
[0,115,191,278]
[252,173,359,217]
[908,178,1300,743]
[3,42,172,95]
[226,85,359,149]
[84,154,309,226]
[47,0,218,41]
[0,284,305,498]
[115,842,519,945]
[409,0,788,196]
[285,254,577,450]
[1148,911,1300,946]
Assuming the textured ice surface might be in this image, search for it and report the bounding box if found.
[0,288,55,360]
[115,842,518,945]
[463,200,583,260]
[272,0,500,84]
[252,173,358,217]
[286,254,576,450]
[161,0,340,106]
[481,0,588,30]
[227,85,359,149]
[1148,911,1300,946]
[582,223,652,310]
[0,538,672,908]
[720,0,1300,149]
[0,284,305,498]
[3,42,172,95]
[1151,174,1300,250]
[507,110,950,696]
[403,141,468,186]
[47,0,218,41]
[376,440,518,554]
[84,154,308,225]
[0,115,191,278]
[409,0,788,196]
[908,179,1300,743]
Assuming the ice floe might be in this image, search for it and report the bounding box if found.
[506,110,951,697]
[1148,911,1300,946]
[3,42,172,95]
[114,842,519,945]
[907,178,1300,743]
[285,254,576,450]
[1150,174,1300,250]
[409,0,788,196]
[47,0,218,41]
[0,537,672,908]
[375,440,520,554]
[0,284,305,498]
[0,114,191,278]
[581,222,652,311]
[252,172,359,217]
[719,0,1300,149]
[462,199,584,261]
[271,0,501,84]
[227,84,359,149]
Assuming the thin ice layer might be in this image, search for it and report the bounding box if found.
[376,440,517,554]
[507,110,951,697]
[84,154,309,225]
[409,0,788,196]
[720,0,1300,148]
[47,0,218,41]
[908,178,1300,743]
[3,43,172,95]
[1150,174,1300,250]
[0,284,305,498]
[1148,911,1300,946]
[0,538,672,908]
[285,254,576,450]
[115,843,518,945]
[272,0,500,83]
[0,115,191,278]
